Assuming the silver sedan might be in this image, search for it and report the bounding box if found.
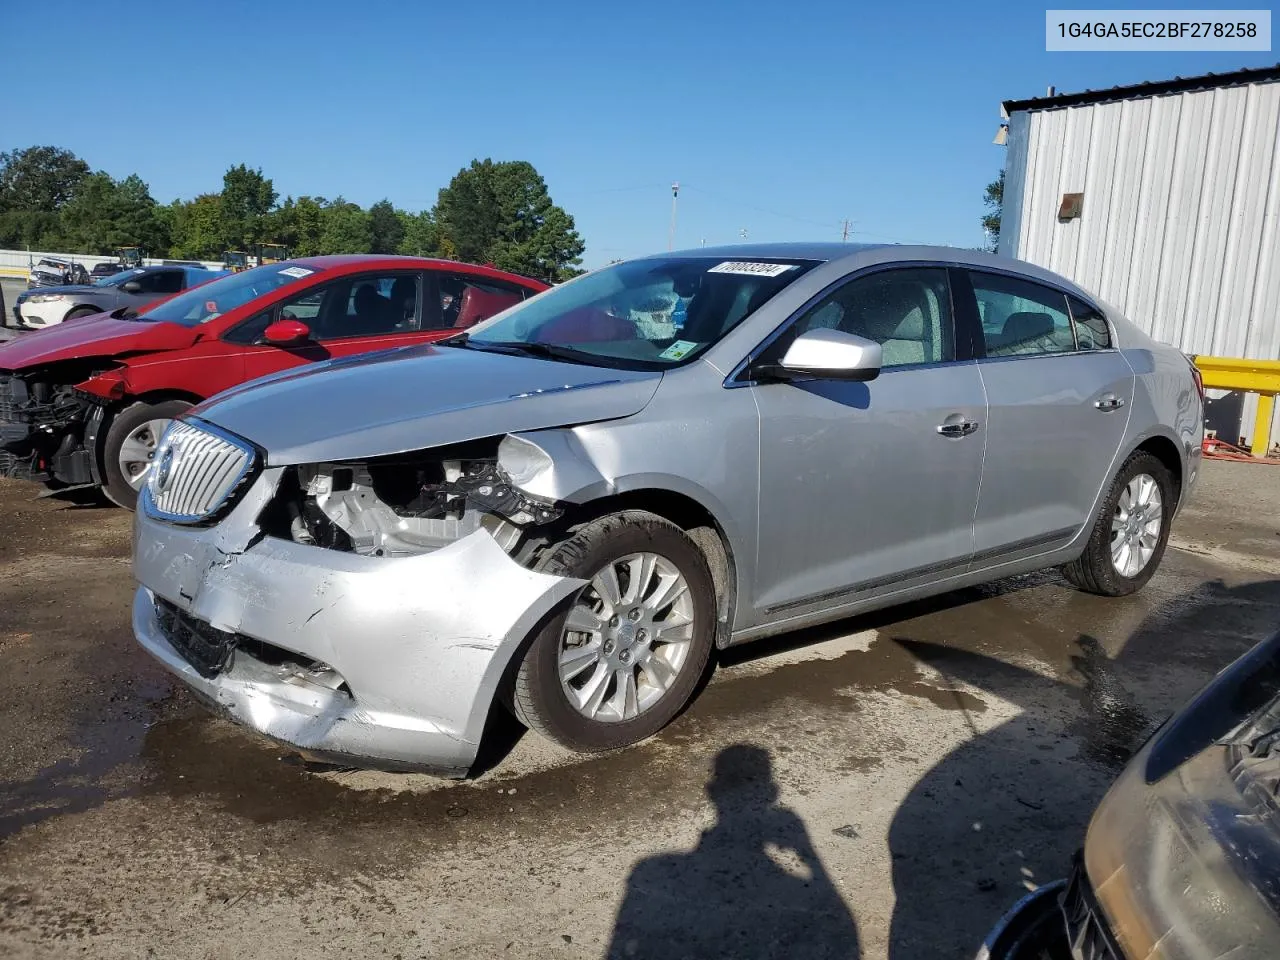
[130,243,1203,773]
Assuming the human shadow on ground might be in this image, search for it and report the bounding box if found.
[605,743,860,959]
[885,577,1280,959]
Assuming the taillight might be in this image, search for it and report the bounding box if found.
[1186,355,1205,402]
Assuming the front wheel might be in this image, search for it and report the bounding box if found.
[1061,451,1174,597]
[63,306,100,323]
[101,399,192,510]
[512,511,716,753]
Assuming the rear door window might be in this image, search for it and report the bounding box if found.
[969,272,1076,357]
[1068,296,1112,350]
[433,273,530,331]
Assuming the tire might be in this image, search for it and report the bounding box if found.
[63,306,99,323]
[1061,451,1174,597]
[512,510,716,753]
[101,399,192,510]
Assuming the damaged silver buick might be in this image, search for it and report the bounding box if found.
[131,243,1203,773]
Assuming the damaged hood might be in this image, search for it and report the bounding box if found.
[192,344,663,464]
[0,315,197,371]
[20,282,98,296]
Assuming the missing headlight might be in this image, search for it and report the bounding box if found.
[267,441,564,558]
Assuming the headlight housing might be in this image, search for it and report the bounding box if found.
[497,434,554,486]
[1082,632,1280,960]
[27,294,66,304]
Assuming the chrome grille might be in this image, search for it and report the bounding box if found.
[144,420,255,523]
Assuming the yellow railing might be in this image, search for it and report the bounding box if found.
[1192,355,1280,457]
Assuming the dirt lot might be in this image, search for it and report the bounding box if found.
[1,460,1278,959]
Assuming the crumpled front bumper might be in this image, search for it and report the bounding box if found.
[132,468,584,774]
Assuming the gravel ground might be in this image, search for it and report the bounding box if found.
[0,459,1278,959]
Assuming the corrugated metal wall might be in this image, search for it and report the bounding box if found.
[1000,79,1280,446]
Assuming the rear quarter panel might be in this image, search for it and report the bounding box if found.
[1122,344,1204,510]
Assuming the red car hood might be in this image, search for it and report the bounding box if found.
[0,313,197,371]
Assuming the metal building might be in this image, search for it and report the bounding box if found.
[998,64,1280,446]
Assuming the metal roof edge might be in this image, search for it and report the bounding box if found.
[1002,63,1280,114]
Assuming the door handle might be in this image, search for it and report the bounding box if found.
[936,419,980,438]
[1094,395,1126,411]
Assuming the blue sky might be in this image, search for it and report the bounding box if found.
[4,0,1274,266]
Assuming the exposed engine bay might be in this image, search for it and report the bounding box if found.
[0,370,96,484]
[271,440,565,559]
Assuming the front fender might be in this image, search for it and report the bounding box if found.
[501,428,750,636]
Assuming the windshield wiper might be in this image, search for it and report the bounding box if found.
[463,340,602,366]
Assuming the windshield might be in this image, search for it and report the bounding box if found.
[140,262,323,326]
[96,267,146,287]
[461,256,819,369]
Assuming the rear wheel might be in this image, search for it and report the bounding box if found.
[101,400,192,510]
[1061,451,1174,597]
[512,511,716,753]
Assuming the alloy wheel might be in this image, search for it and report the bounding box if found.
[557,552,696,723]
[1111,473,1163,578]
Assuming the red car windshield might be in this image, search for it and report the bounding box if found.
[141,263,325,326]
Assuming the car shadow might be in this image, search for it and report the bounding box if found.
[884,577,1280,959]
[604,743,861,959]
[718,570,1056,670]
[470,571,1054,777]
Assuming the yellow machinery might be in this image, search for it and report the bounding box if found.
[255,243,289,265]
[223,251,249,272]
[1192,355,1280,457]
[117,246,143,268]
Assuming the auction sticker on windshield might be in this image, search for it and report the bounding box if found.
[658,340,699,361]
[708,261,797,277]
[279,266,313,279]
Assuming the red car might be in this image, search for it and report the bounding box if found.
[0,255,546,508]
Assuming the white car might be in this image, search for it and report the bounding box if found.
[27,258,80,289]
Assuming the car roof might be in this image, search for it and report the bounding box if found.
[288,254,548,288]
[651,241,1101,304]
[657,241,890,262]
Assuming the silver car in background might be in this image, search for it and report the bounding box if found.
[130,243,1203,773]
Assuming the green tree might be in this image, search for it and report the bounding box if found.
[368,199,404,254]
[292,196,326,256]
[982,169,1004,252]
[0,210,59,249]
[319,197,371,254]
[0,146,90,213]
[434,159,584,281]
[57,173,168,255]
[264,195,327,256]
[0,146,91,248]
[397,209,440,257]
[220,164,277,250]
[169,194,226,259]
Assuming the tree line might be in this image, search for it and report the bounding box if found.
[0,147,586,282]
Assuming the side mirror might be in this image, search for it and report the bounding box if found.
[121,280,142,293]
[261,318,313,345]
[757,328,883,382]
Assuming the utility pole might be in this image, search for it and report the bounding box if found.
[840,218,854,243]
[739,227,748,240]
[669,182,679,251]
